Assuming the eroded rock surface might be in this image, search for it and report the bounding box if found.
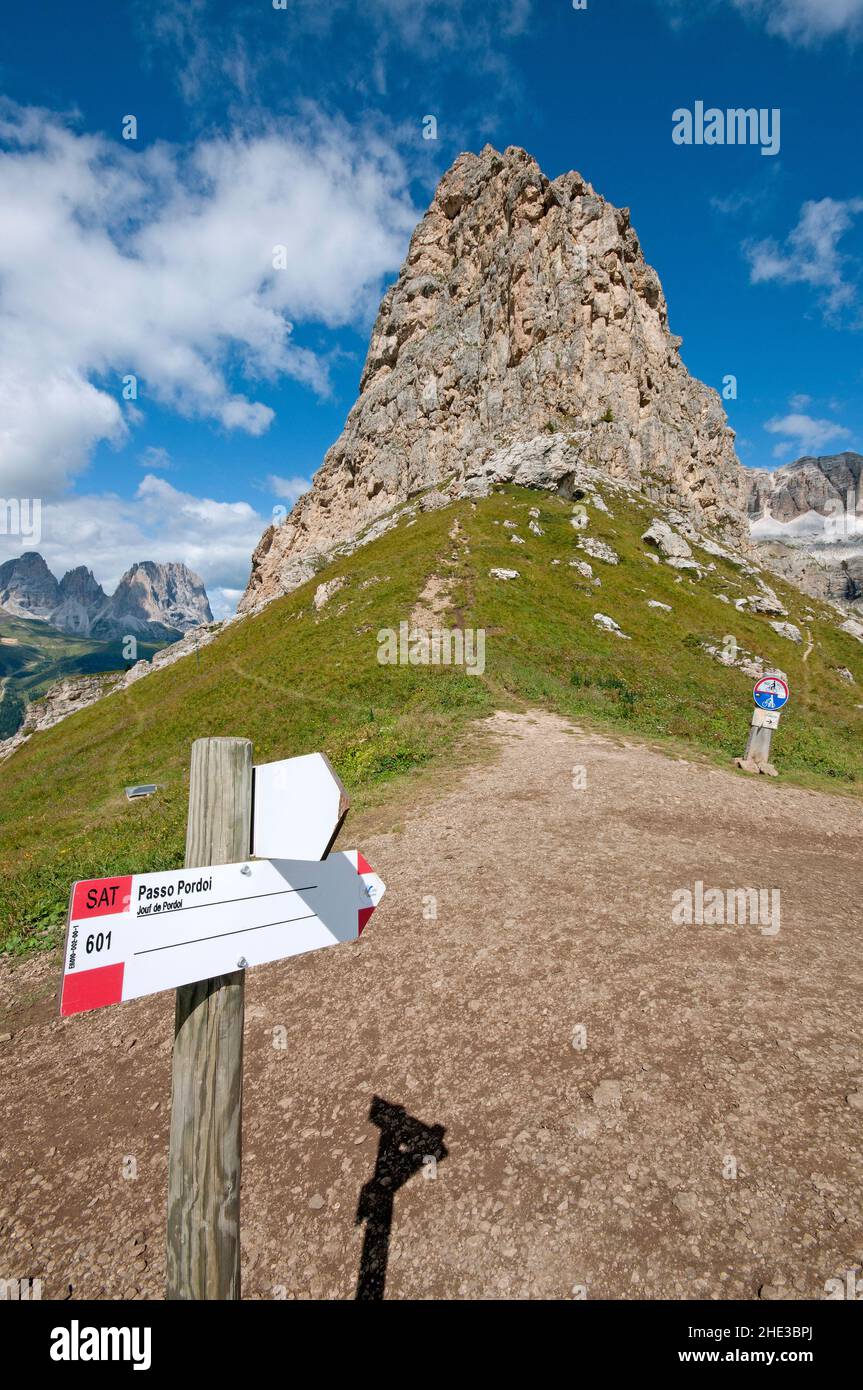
[241,144,748,612]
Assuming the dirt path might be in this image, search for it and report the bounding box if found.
[1,710,862,1301]
[803,627,814,663]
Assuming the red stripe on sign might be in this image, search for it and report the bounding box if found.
[355,852,374,875]
[71,876,133,920]
[358,906,375,936]
[61,962,125,1017]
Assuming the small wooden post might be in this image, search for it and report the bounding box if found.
[166,737,253,1300]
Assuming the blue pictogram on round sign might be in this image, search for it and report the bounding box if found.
[753,676,789,711]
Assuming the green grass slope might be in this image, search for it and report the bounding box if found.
[1,483,861,954]
[0,614,163,737]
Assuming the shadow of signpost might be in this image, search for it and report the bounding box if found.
[354,1095,448,1301]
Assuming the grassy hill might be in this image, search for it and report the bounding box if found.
[1,481,861,955]
[0,614,164,738]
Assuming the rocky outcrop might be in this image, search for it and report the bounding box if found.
[770,621,802,643]
[736,583,787,617]
[0,553,212,638]
[5,672,122,748]
[240,144,749,613]
[593,612,630,639]
[641,518,700,572]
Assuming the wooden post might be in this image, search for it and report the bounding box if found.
[166,737,253,1300]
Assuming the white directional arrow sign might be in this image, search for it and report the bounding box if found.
[252,752,350,860]
[59,851,384,1017]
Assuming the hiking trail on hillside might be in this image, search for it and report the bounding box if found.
[1,710,861,1300]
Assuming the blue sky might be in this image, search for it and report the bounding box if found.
[0,0,861,613]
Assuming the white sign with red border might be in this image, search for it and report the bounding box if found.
[59,851,384,1017]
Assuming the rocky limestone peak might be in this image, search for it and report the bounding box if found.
[744,451,863,609]
[57,566,106,605]
[94,560,213,639]
[0,553,213,638]
[49,566,109,636]
[0,551,60,618]
[241,144,749,612]
[746,452,863,523]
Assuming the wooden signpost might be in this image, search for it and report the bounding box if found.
[58,736,385,1301]
[168,737,251,1301]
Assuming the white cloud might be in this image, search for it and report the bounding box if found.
[0,101,418,496]
[149,0,255,107]
[202,594,238,622]
[146,0,533,104]
[744,197,863,321]
[659,0,863,45]
[266,474,312,505]
[764,412,853,455]
[711,191,759,216]
[0,475,267,618]
[138,445,171,469]
[732,0,863,45]
[788,393,812,410]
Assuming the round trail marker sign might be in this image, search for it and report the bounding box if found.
[753,675,789,711]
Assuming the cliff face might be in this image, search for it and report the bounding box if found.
[745,453,863,608]
[746,453,863,525]
[50,567,108,636]
[241,144,748,612]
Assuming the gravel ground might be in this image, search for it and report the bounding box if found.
[1,709,862,1301]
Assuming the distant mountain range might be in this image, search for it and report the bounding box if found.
[746,452,863,533]
[0,553,213,641]
[744,452,863,607]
